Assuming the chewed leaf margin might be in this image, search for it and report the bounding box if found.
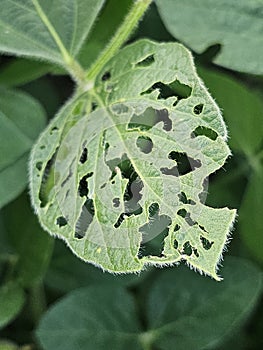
[30,39,236,280]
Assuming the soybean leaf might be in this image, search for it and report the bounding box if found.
[0,58,51,87]
[36,286,142,350]
[155,0,263,75]
[197,66,263,156]
[239,168,263,263]
[0,88,46,208]
[30,40,236,279]
[36,257,262,350]
[2,193,53,287]
[0,0,105,67]
[0,281,25,329]
[147,257,263,350]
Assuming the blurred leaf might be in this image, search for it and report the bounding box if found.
[2,193,53,287]
[0,0,105,67]
[0,281,25,329]
[155,0,263,75]
[45,241,146,293]
[0,340,18,350]
[0,88,46,208]
[239,168,263,263]
[0,58,51,87]
[146,257,262,350]
[197,66,263,156]
[78,0,132,69]
[36,286,142,350]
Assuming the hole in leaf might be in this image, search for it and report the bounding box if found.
[50,126,58,135]
[160,166,179,177]
[40,145,45,150]
[136,136,153,154]
[139,203,171,257]
[200,236,214,250]
[75,199,95,239]
[178,192,196,205]
[174,239,179,249]
[183,241,192,256]
[191,126,218,140]
[141,80,192,104]
[193,104,204,115]
[177,209,197,226]
[39,150,57,208]
[174,224,180,232]
[128,107,172,132]
[136,54,155,67]
[56,216,67,227]
[101,71,111,81]
[36,162,42,171]
[91,102,98,111]
[78,173,93,197]
[79,147,88,164]
[113,198,120,208]
[168,151,201,175]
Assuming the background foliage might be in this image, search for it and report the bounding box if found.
[0,1,262,349]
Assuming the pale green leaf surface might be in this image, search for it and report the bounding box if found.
[155,0,263,75]
[36,286,142,350]
[2,193,54,287]
[147,257,263,350]
[0,281,25,329]
[0,88,46,208]
[239,168,263,263]
[0,0,105,66]
[197,66,263,155]
[30,40,235,278]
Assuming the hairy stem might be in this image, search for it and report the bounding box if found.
[85,0,152,84]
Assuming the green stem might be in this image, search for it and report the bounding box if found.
[85,0,152,84]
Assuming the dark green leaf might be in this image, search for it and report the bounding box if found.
[36,286,142,350]
[0,88,46,208]
[0,0,105,67]
[239,168,263,263]
[0,281,25,329]
[155,0,263,74]
[2,193,53,287]
[146,257,262,350]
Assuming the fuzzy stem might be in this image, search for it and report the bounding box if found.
[85,0,152,84]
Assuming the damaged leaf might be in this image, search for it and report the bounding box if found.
[30,40,236,279]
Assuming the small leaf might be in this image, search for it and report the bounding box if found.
[30,40,236,278]
[197,66,263,156]
[0,281,25,329]
[36,286,142,350]
[0,88,46,208]
[147,257,263,350]
[155,0,263,75]
[0,0,105,66]
[2,193,53,287]
[239,168,263,263]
